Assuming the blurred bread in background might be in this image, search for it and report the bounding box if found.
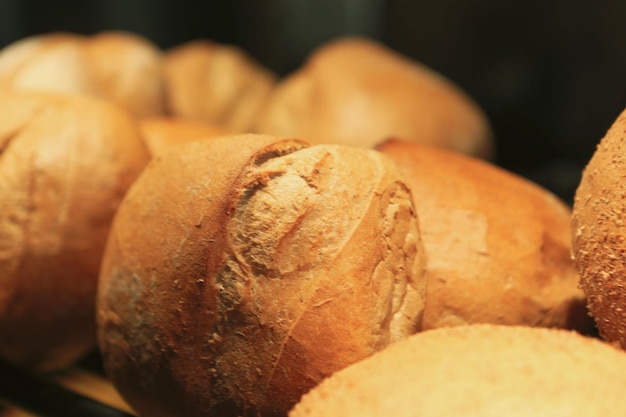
[163,40,276,131]
[254,37,494,159]
[0,31,165,117]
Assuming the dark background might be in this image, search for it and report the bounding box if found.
[2,0,625,206]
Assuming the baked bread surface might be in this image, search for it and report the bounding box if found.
[97,134,426,417]
[291,324,626,417]
[0,92,149,370]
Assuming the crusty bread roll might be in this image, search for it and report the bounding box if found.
[138,116,231,156]
[254,37,494,159]
[97,134,426,417]
[0,31,165,117]
[0,92,150,371]
[163,40,276,131]
[376,139,592,333]
[572,108,626,348]
[291,324,626,417]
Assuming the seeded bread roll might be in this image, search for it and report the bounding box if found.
[376,139,592,333]
[97,134,426,417]
[254,37,494,159]
[163,40,276,131]
[572,108,626,348]
[0,92,150,371]
[138,116,231,156]
[0,31,165,117]
[291,324,626,417]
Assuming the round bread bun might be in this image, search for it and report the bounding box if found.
[376,139,592,333]
[0,31,165,117]
[138,116,232,156]
[0,92,150,371]
[572,108,626,348]
[97,134,426,417]
[163,40,276,131]
[253,37,494,159]
[291,324,626,417]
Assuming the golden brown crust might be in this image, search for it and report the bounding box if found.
[163,40,276,131]
[254,37,494,159]
[138,116,232,156]
[0,92,150,371]
[377,139,592,333]
[0,31,165,117]
[291,324,626,417]
[97,135,426,417]
[572,109,626,347]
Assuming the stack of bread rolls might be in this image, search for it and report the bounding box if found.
[0,31,283,380]
[0,32,496,158]
[0,30,618,417]
[0,31,276,136]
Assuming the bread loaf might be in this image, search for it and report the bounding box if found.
[97,134,426,417]
[572,108,626,347]
[291,324,626,417]
[0,92,149,371]
[0,31,165,117]
[254,37,494,158]
[163,40,276,131]
[377,139,592,333]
